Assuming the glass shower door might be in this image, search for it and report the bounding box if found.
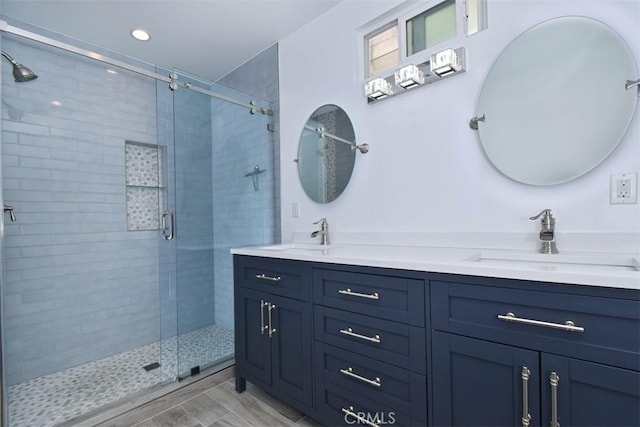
[1,34,166,425]
[169,72,274,379]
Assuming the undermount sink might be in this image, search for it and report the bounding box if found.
[259,243,331,253]
[466,251,640,273]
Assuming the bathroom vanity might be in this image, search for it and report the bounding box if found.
[232,244,640,426]
[231,10,640,426]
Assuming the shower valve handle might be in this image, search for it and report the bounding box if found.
[3,205,16,222]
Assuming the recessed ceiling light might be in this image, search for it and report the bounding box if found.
[51,100,62,107]
[106,68,118,74]
[131,29,150,41]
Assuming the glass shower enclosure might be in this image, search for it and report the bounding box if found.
[163,70,275,381]
[0,26,275,427]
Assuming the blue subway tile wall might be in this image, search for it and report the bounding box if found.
[1,36,161,385]
[215,45,279,329]
[169,70,275,334]
[211,85,274,330]
[217,44,280,245]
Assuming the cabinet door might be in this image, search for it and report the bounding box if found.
[271,294,314,407]
[432,332,540,427]
[542,354,640,427]
[235,288,272,386]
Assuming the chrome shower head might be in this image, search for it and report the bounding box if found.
[1,51,38,82]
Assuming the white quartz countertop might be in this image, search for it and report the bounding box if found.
[231,243,640,290]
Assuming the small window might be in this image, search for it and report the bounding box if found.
[366,23,399,78]
[406,0,456,56]
[362,0,487,80]
[466,0,488,36]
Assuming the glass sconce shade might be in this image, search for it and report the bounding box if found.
[365,47,465,103]
[365,77,394,100]
[395,64,425,89]
[430,48,462,76]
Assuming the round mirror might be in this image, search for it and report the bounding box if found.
[297,104,356,203]
[476,16,638,185]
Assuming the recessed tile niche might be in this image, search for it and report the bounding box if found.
[125,141,166,231]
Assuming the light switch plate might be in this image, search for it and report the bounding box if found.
[610,173,638,204]
[291,202,300,218]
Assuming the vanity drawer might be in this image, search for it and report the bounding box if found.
[234,256,311,301]
[431,281,640,370]
[315,380,413,427]
[313,269,425,326]
[314,342,427,422]
[314,306,426,374]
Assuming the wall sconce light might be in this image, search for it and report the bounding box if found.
[365,77,394,100]
[365,47,465,103]
[395,64,425,89]
[430,48,462,77]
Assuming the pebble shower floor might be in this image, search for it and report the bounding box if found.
[7,325,234,427]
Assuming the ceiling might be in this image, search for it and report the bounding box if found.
[1,0,342,82]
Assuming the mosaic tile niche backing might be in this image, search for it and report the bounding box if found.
[125,141,166,230]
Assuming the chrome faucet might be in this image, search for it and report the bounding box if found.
[311,218,329,245]
[529,209,559,254]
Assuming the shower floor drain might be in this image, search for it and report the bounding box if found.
[143,362,160,371]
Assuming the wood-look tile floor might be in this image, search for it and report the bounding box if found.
[75,367,321,427]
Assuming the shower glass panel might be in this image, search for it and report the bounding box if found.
[0,34,163,426]
[170,71,274,379]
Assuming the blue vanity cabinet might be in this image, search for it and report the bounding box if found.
[235,287,272,386]
[312,266,428,426]
[432,331,541,427]
[431,278,640,427]
[540,354,640,427]
[234,253,639,427]
[234,256,314,411]
[432,332,640,427]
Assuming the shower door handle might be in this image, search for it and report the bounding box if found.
[161,210,175,240]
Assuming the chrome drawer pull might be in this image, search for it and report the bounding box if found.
[550,372,560,427]
[339,327,381,344]
[260,300,268,335]
[341,406,381,427]
[338,288,379,300]
[268,303,276,337]
[255,273,281,282]
[498,312,584,332]
[521,366,532,427]
[340,367,381,387]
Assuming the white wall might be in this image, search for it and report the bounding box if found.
[279,0,640,245]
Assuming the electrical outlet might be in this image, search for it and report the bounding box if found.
[610,173,638,204]
[618,178,631,198]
